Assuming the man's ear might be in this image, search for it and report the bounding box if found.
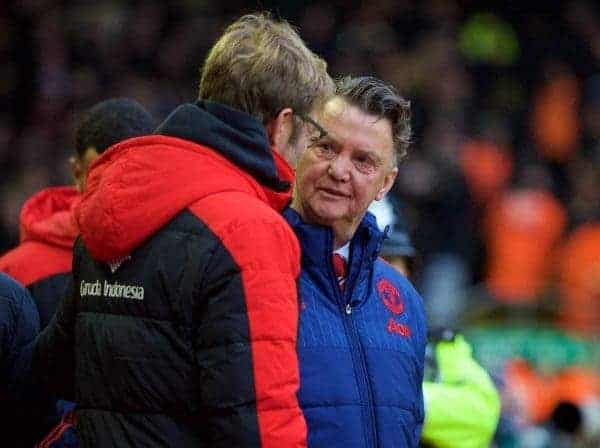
[71,147,100,193]
[70,156,84,193]
[375,167,398,201]
[266,107,294,154]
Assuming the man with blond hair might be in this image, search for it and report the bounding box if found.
[30,13,334,447]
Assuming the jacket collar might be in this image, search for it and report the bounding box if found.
[283,208,385,306]
[155,100,290,192]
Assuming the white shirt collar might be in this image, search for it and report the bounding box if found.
[334,242,350,261]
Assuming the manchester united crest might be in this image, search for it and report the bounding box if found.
[377,279,404,315]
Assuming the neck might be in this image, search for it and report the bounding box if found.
[332,221,357,250]
[290,198,360,250]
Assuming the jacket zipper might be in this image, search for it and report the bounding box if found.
[328,234,378,447]
[344,305,379,447]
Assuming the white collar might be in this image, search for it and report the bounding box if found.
[334,242,350,261]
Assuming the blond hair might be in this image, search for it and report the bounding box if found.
[199,13,334,125]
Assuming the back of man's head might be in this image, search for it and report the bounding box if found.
[199,12,334,125]
[75,98,155,157]
[336,76,412,164]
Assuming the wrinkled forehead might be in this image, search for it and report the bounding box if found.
[317,96,394,153]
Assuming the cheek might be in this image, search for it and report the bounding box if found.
[296,133,310,152]
[298,164,324,192]
[293,138,309,161]
[351,180,378,209]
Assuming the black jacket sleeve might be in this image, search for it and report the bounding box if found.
[30,268,76,400]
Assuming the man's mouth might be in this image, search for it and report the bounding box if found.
[318,187,349,198]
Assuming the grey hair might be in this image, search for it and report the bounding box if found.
[335,76,412,164]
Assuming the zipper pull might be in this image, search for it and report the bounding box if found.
[345,303,352,315]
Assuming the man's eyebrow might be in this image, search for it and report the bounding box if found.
[298,113,329,139]
[310,133,340,149]
[355,148,384,164]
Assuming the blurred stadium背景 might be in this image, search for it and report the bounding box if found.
[1,1,599,446]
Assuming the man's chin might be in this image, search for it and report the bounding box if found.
[306,206,346,226]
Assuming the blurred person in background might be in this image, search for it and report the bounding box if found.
[0,272,50,447]
[370,197,501,448]
[29,12,334,447]
[502,359,600,447]
[421,329,501,448]
[555,222,600,335]
[0,98,155,329]
[531,60,581,166]
[483,163,566,306]
[284,76,427,447]
[369,195,417,279]
[392,120,475,329]
[0,98,155,446]
[70,98,157,194]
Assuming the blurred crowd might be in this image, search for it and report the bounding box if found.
[1,0,599,445]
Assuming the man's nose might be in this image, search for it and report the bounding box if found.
[328,155,351,181]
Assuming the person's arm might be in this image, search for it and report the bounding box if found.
[1,274,58,445]
[1,274,40,393]
[190,199,306,447]
[26,250,79,401]
[30,279,76,400]
[421,335,501,448]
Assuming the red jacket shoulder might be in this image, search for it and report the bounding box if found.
[0,241,72,286]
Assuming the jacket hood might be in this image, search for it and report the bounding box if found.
[19,186,80,249]
[77,101,294,262]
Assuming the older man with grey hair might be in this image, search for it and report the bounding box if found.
[284,76,427,447]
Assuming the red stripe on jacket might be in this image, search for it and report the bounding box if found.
[36,410,76,448]
[190,195,307,448]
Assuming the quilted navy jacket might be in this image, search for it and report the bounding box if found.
[0,272,56,446]
[284,208,427,448]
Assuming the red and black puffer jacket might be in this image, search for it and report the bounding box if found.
[32,100,307,447]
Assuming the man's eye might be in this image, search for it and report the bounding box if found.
[314,143,336,158]
[354,157,377,173]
